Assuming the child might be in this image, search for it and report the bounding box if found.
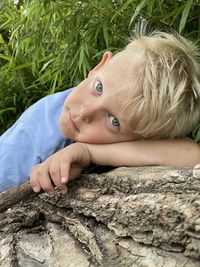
[0,27,200,194]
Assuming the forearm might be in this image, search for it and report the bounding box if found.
[84,138,200,168]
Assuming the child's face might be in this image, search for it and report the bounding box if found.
[59,51,142,143]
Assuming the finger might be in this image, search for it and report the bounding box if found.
[68,165,83,181]
[30,173,41,193]
[30,165,42,193]
[39,172,55,194]
[31,165,55,194]
[49,160,68,194]
[60,157,70,184]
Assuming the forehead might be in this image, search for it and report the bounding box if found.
[101,50,145,132]
[101,49,145,93]
[97,50,144,112]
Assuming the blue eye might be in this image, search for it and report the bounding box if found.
[108,115,120,128]
[95,80,103,95]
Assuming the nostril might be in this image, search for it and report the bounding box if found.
[80,104,91,122]
[84,118,89,123]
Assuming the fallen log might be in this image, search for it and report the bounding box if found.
[0,166,200,266]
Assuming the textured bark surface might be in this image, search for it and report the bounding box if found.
[1,166,200,267]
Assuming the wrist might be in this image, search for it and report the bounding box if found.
[76,142,92,166]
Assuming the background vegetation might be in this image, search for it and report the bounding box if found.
[0,0,200,142]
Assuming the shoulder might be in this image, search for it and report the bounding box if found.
[18,88,74,135]
[20,88,74,122]
[3,88,74,160]
[20,88,74,153]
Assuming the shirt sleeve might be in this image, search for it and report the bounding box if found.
[0,121,41,192]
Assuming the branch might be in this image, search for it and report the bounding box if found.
[0,182,36,213]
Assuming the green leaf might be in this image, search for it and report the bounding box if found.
[79,44,85,71]
[179,0,193,33]
[103,21,109,47]
[50,71,59,94]
[192,123,200,144]
[147,0,154,16]
[40,59,55,73]
[0,34,4,44]
[14,62,33,70]
[111,0,134,22]
[0,54,13,61]
[163,7,181,20]
[194,130,200,144]
[129,0,149,27]
[0,108,16,115]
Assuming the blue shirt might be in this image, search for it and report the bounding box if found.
[0,88,73,192]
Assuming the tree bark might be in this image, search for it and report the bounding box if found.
[0,166,200,267]
[0,182,36,213]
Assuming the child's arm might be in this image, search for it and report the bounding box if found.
[86,138,200,168]
[30,138,200,194]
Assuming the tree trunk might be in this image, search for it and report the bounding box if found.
[1,166,200,267]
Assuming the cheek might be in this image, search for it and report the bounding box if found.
[80,128,103,142]
[67,85,87,106]
[80,127,116,144]
[66,91,78,105]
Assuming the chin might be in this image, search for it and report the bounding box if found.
[63,130,79,142]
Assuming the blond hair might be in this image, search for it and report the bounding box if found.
[120,25,200,139]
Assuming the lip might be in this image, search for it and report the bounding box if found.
[69,111,79,132]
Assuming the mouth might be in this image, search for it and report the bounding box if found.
[69,111,80,132]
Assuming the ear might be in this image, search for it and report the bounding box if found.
[88,51,112,77]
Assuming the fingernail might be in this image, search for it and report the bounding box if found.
[61,177,67,183]
[60,190,67,194]
[48,190,54,195]
[33,187,40,193]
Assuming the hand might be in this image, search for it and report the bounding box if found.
[30,143,91,194]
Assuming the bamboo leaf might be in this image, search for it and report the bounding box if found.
[40,59,54,73]
[0,108,16,115]
[129,0,149,27]
[163,7,181,20]
[50,71,59,94]
[147,0,154,16]
[179,0,193,33]
[14,62,33,70]
[79,44,85,71]
[103,21,109,47]
[0,34,4,44]
[195,129,200,144]
[192,123,200,144]
[0,54,13,61]
[111,0,134,22]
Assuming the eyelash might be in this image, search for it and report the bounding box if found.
[94,80,103,95]
[108,115,120,129]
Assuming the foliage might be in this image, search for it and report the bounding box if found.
[0,0,200,142]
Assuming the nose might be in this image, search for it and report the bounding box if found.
[80,103,97,122]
